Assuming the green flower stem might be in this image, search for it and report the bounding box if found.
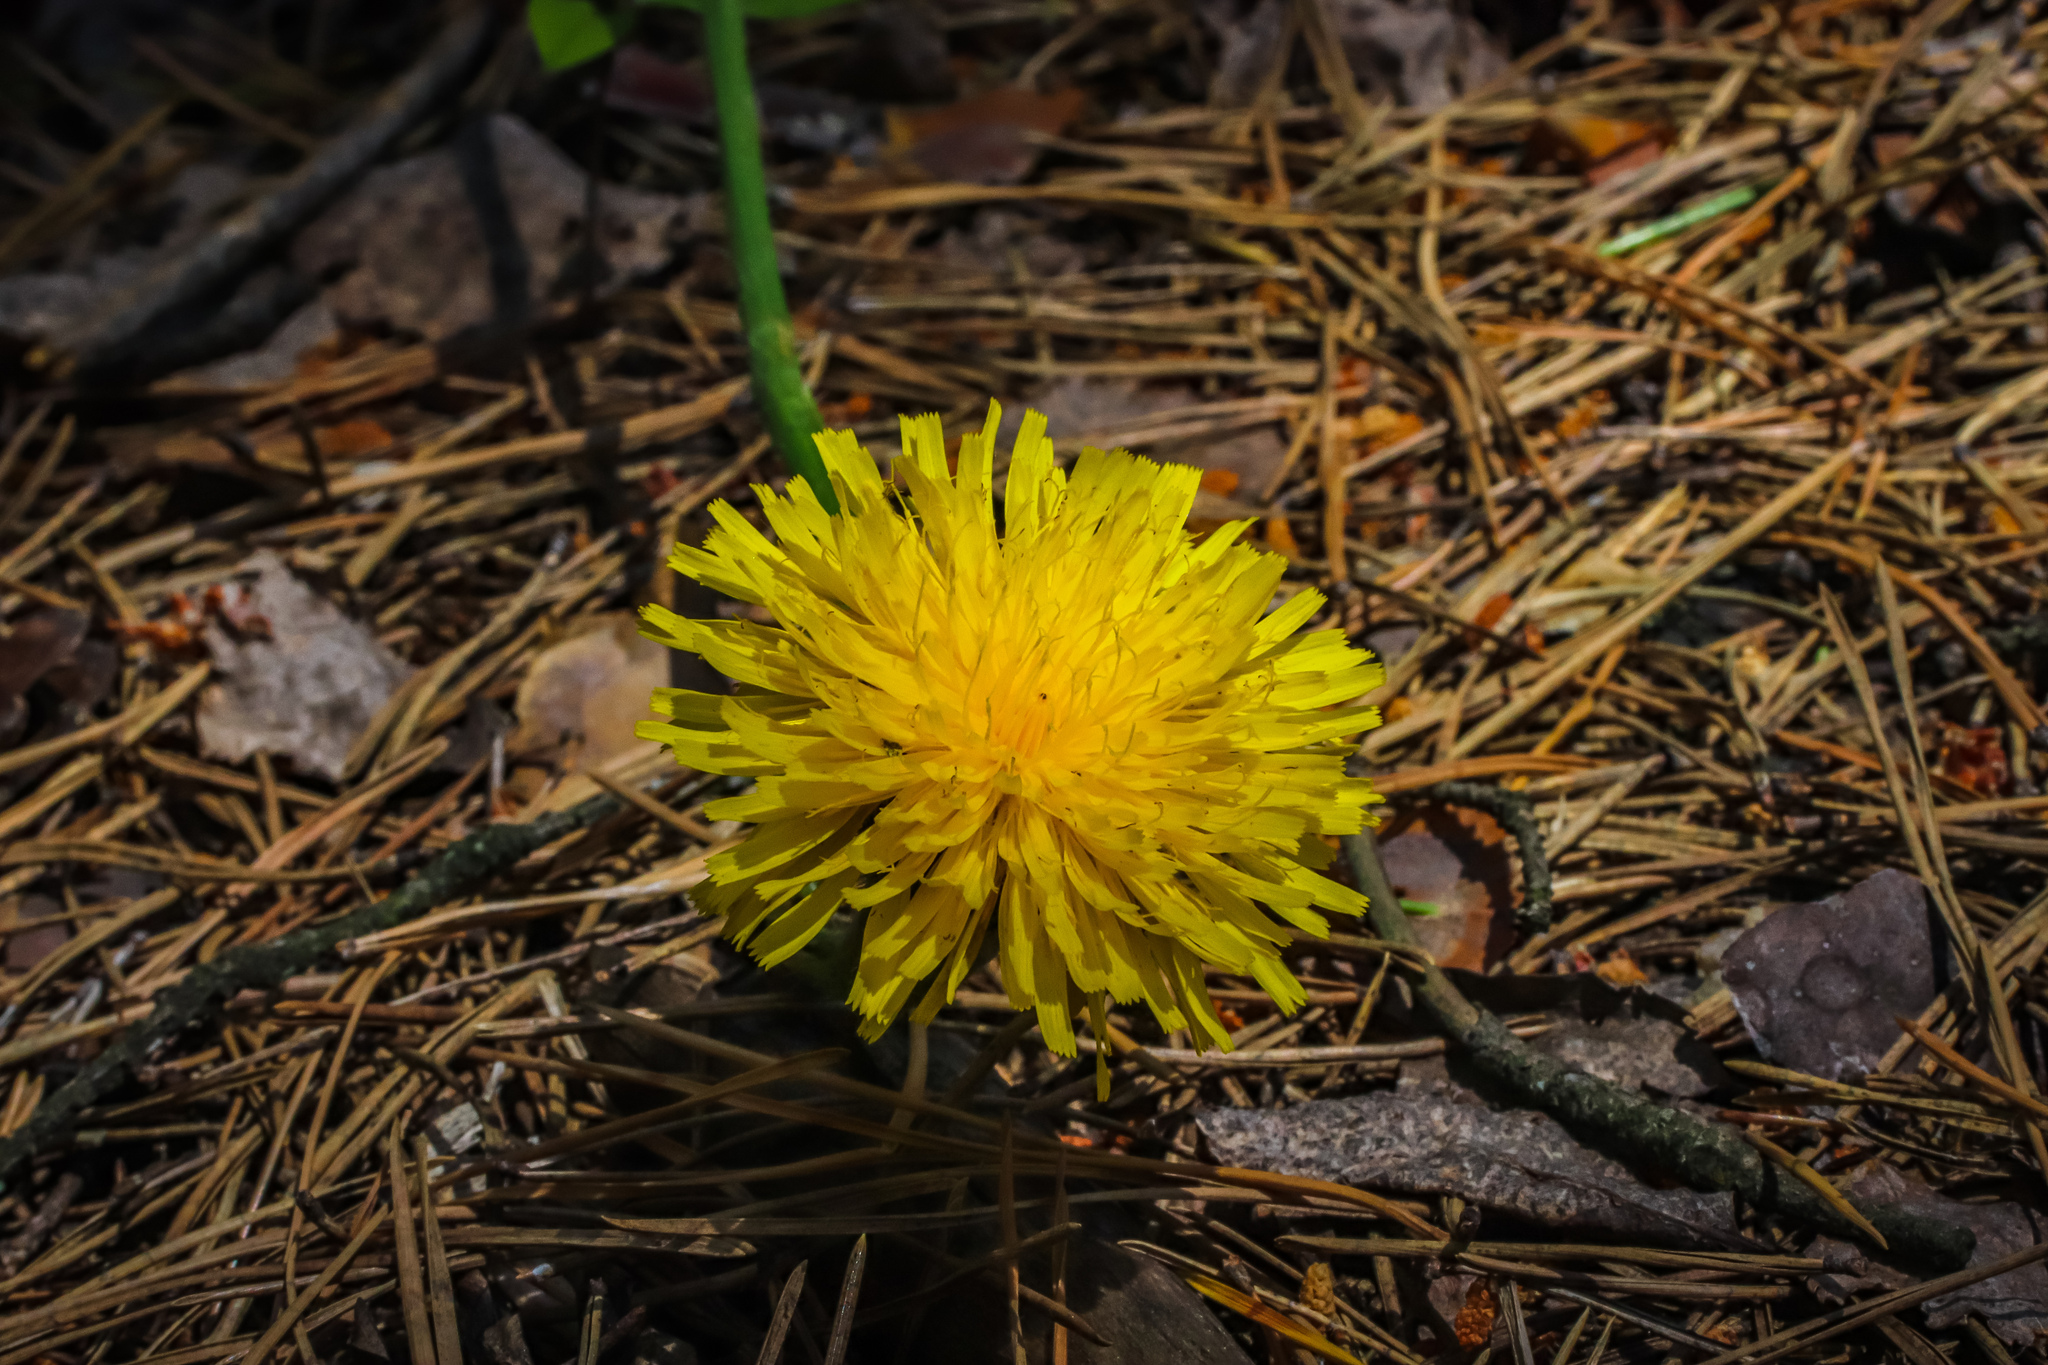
[703,0,837,511]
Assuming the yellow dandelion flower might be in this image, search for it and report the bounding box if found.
[637,402,1385,1054]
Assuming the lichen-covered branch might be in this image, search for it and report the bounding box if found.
[1343,827,1975,1272]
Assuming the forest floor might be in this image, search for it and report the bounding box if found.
[4,1,2048,1363]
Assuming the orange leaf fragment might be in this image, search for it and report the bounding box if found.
[1264,517,1301,560]
[1472,592,1515,633]
[1595,949,1650,988]
[1550,114,1663,163]
[1384,695,1415,724]
[1550,390,1609,442]
[315,419,392,457]
[1351,405,1426,453]
[1255,278,1296,317]
[1200,468,1240,496]
[888,85,1086,145]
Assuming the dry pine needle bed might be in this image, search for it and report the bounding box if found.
[4,0,2048,1362]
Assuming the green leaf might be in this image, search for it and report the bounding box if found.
[637,0,857,16]
[527,0,618,70]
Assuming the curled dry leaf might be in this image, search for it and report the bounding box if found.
[1937,723,2009,798]
[1378,802,1517,971]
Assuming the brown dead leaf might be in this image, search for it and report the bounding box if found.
[510,614,669,774]
[295,115,687,341]
[195,551,412,782]
[0,609,92,751]
[1377,802,1516,971]
[1938,723,2009,798]
[315,419,393,458]
[887,86,1087,185]
[1547,113,1666,164]
[1346,405,1425,453]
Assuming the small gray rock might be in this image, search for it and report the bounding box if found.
[1722,869,1937,1080]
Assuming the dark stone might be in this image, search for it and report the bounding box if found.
[1721,869,1938,1080]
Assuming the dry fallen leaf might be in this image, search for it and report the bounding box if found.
[1811,1163,2048,1345]
[295,115,688,340]
[886,86,1088,185]
[1938,722,2009,798]
[1546,113,1666,163]
[194,551,413,782]
[0,608,92,751]
[1346,404,1426,453]
[1377,802,1517,971]
[509,613,670,774]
